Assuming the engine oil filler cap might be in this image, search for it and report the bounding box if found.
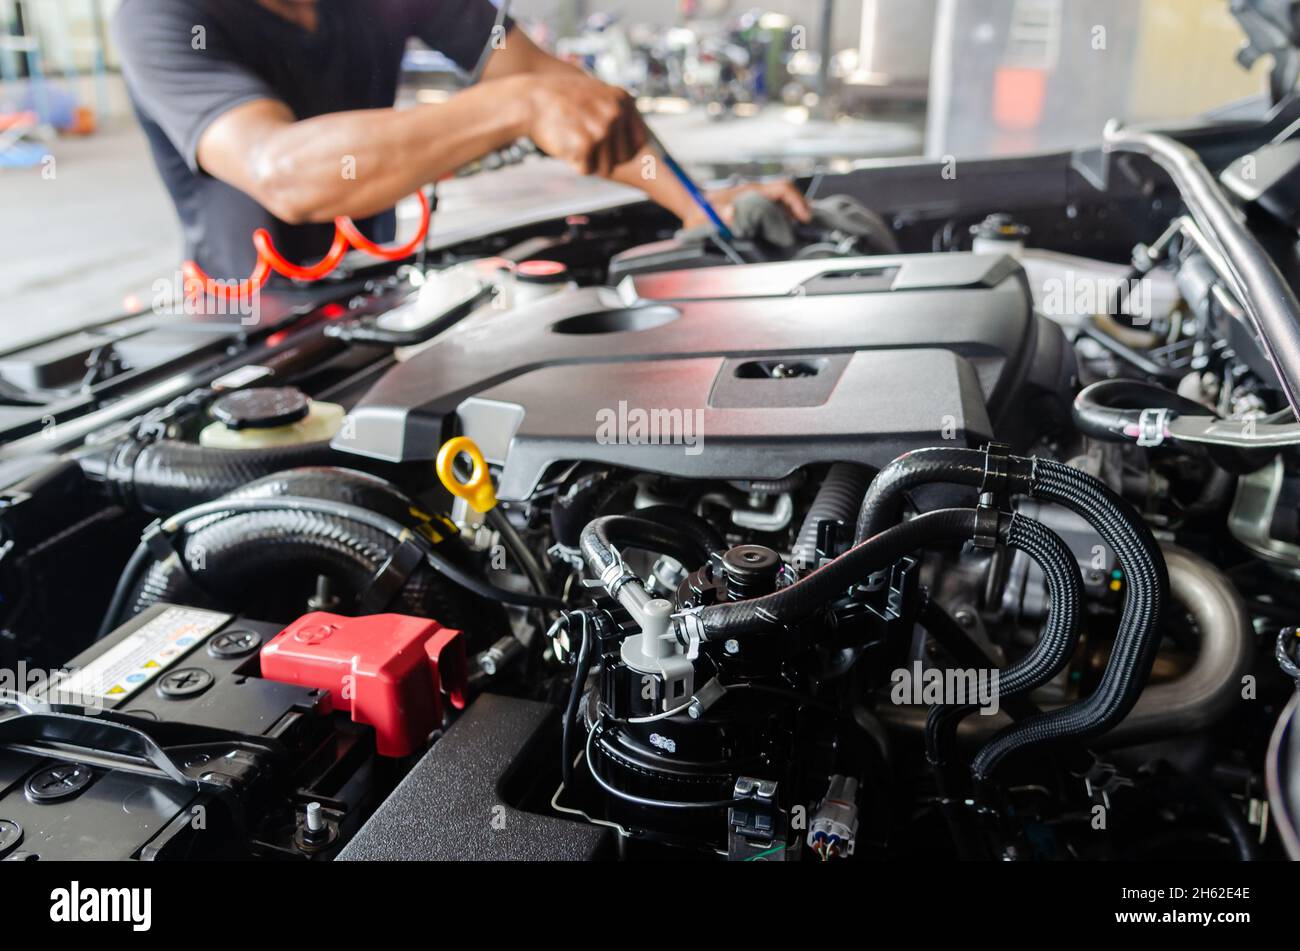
[211,386,310,430]
[260,612,468,757]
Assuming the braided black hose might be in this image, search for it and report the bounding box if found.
[854,447,1166,778]
[696,509,986,640]
[925,513,1083,764]
[971,460,1167,781]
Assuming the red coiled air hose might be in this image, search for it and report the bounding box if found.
[183,190,432,305]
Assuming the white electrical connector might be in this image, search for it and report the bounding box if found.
[807,775,860,859]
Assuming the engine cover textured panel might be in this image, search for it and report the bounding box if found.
[336,253,1072,499]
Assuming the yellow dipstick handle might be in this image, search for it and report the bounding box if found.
[436,436,497,514]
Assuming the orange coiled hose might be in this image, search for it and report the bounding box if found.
[182,190,432,304]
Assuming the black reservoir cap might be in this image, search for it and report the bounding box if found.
[211,387,310,430]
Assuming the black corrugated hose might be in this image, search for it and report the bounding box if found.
[111,467,510,646]
[854,447,1167,784]
[792,463,874,567]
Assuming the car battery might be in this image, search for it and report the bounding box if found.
[0,604,383,861]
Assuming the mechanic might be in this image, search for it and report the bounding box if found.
[112,0,812,282]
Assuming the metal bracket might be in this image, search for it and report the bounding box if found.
[1082,760,1134,810]
[728,776,789,861]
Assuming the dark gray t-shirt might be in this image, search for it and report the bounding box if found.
[113,0,506,281]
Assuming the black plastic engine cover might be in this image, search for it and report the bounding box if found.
[335,253,1072,500]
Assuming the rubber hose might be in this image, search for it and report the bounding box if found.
[1072,378,1215,444]
[128,468,504,641]
[852,448,1167,777]
[550,471,636,548]
[627,504,727,561]
[695,509,989,640]
[108,438,347,516]
[971,459,1167,781]
[580,514,716,579]
[925,513,1082,765]
[793,463,873,567]
[106,465,427,636]
[855,449,995,543]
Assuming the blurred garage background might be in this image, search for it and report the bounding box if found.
[0,0,1275,346]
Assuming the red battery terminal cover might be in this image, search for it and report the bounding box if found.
[260,612,467,757]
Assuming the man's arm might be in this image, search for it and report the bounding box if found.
[195,23,808,229]
[197,26,649,225]
[197,86,519,225]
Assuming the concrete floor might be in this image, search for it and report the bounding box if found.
[0,77,923,355]
[0,122,181,351]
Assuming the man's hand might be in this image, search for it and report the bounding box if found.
[681,180,814,231]
[484,32,812,234]
[515,72,648,177]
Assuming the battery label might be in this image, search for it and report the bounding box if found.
[59,607,230,701]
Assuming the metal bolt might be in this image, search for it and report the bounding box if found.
[305,802,325,833]
[308,575,339,613]
[724,639,740,655]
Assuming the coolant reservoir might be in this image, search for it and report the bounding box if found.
[199,387,345,449]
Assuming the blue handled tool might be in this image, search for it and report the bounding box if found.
[643,126,745,262]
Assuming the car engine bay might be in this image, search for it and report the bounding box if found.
[3,117,1300,863]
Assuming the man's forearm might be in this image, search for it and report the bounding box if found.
[243,78,531,225]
